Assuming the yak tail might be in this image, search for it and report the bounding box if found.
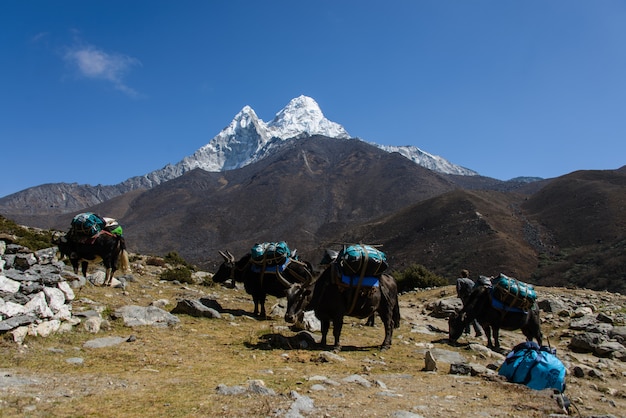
[116,235,131,274]
[393,297,401,329]
[119,249,131,274]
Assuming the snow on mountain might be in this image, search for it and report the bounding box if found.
[376,144,478,176]
[122,95,474,190]
[267,95,350,140]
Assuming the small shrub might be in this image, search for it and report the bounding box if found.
[160,266,193,284]
[164,251,195,270]
[0,215,56,251]
[146,257,166,267]
[393,264,447,292]
[201,276,215,287]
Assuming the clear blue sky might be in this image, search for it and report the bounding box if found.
[2,1,625,198]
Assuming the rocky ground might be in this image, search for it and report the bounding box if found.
[0,255,625,417]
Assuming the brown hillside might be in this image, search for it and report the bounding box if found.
[522,169,626,247]
[522,169,626,292]
[82,137,458,266]
[336,189,539,282]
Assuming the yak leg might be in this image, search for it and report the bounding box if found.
[380,307,393,350]
[331,318,343,352]
[320,319,331,347]
[104,268,113,286]
[490,328,500,350]
[252,298,260,316]
[72,260,88,276]
[258,295,268,318]
[377,289,395,350]
[381,319,392,351]
[481,324,492,346]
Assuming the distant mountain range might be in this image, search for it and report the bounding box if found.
[0,96,477,216]
[1,97,624,293]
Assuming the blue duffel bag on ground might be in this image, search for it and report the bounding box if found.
[498,341,566,393]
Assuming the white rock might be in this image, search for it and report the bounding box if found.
[0,275,20,294]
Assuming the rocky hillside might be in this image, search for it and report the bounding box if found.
[1,237,625,417]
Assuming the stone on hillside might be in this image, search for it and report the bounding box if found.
[23,292,53,318]
[84,316,103,333]
[537,298,570,316]
[416,347,466,364]
[2,254,15,269]
[570,315,597,330]
[83,336,128,348]
[594,341,626,359]
[597,312,614,324]
[569,332,604,353]
[0,275,20,293]
[14,253,37,271]
[423,350,437,371]
[299,310,321,332]
[170,299,221,319]
[113,305,180,327]
[199,297,222,311]
[53,304,72,321]
[269,300,286,318]
[10,326,29,344]
[467,363,495,376]
[57,281,75,301]
[216,383,247,395]
[342,374,372,387]
[0,299,25,317]
[586,322,614,336]
[428,298,462,318]
[391,411,426,418]
[67,275,87,289]
[28,319,61,337]
[88,271,107,286]
[572,306,594,318]
[468,343,506,359]
[19,281,44,294]
[287,390,315,416]
[247,379,276,395]
[35,247,57,264]
[318,351,346,363]
[610,326,626,342]
[449,362,472,375]
[150,299,169,308]
[44,286,67,313]
[0,314,37,332]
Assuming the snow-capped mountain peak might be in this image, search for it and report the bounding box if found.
[123,95,475,190]
[268,95,350,140]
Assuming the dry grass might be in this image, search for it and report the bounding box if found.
[1,265,625,417]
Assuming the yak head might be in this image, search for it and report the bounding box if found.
[448,311,467,344]
[284,282,313,324]
[212,250,239,286]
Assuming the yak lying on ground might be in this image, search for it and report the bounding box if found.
[212,250,314,318]
[54,231,130,286]
[284,263,400,351]
[448,284,542,350]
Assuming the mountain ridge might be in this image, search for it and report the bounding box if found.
[0,96,477,215]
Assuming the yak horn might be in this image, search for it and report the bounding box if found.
[276,271,293,288]
[219,251,230,261]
